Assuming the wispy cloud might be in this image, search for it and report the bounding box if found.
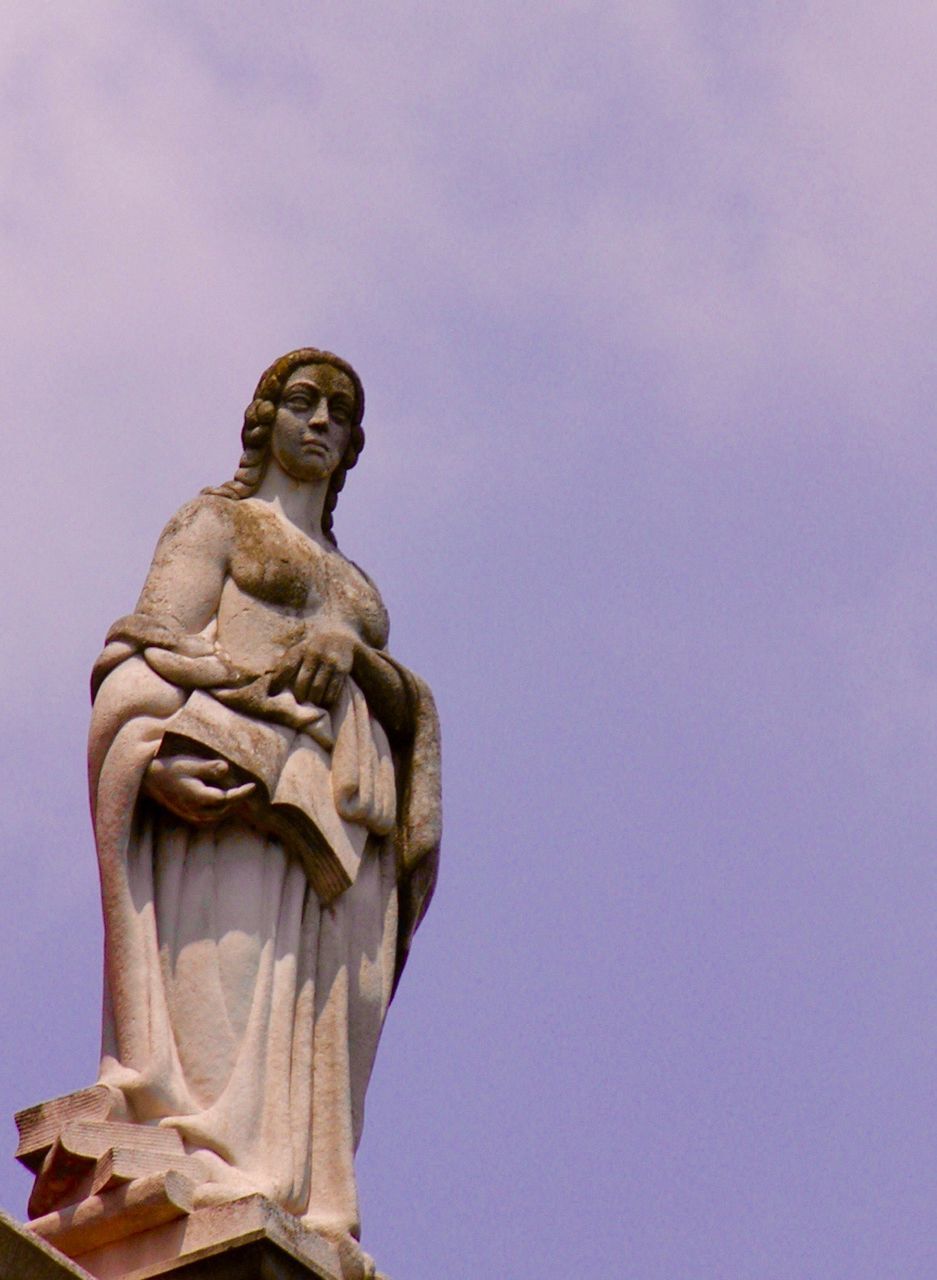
[2,4,937,1273]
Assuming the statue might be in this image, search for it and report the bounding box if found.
[16,350,441,1280]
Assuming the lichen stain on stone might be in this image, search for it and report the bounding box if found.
[229,500,316,612]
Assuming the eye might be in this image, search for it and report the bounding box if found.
[332,403,352,424]
[285,394,310,410]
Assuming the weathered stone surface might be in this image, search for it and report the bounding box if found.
[30,1171,196,1258]
[15,351,439,1280]
[1,1201,348,1280]
[0,1210,92,1279]
[72,1196,343,1280]
[26,1116,202,1222]
[16,1087,113,1174]
[63,1123,187,1164]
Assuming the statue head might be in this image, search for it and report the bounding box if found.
[209,348,366,545]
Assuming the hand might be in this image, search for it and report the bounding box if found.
[268,623,358,708]
[143,752,255,825]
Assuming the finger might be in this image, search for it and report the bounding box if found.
[181,779,232,807]
[269,648,303,695]
[162,752,222,772]
[308,660,335,707]
[186,758,231,783]
[268,667,289,696]
[294,654,321,704]
[221,781,256,803]
[322,670,345,707]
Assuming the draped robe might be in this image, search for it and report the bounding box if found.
[87,494,441,1239]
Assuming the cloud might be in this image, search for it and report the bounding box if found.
[2,6,937,1271]
[5,1,936,440]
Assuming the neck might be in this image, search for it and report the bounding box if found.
[253,461,331,544]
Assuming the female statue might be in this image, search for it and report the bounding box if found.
[84,349,441,1276]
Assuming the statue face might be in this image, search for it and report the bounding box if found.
[270,363,356,483]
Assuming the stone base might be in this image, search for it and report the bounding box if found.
[71,1196,344,1279]
[0,1209,92,1279]
[14,1090,378,1280]
[11,1197,348,1279]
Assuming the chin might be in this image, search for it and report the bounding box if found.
[288,461,333,483]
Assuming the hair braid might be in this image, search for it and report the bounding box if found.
[204,348,365,544]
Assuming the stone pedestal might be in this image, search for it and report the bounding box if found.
[0,1210,91,1279]
[66,1197,343,1279]
[13,1090,354,1280]
[3,1199,346,1278]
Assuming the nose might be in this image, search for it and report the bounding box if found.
[310,399,331,428]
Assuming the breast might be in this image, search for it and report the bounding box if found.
[227,501,323,612]
[222,500,390,658]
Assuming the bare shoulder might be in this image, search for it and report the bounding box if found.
[156,492,236,551]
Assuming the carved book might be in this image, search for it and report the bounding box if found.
[161,690,367,903]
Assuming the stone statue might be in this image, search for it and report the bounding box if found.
[16,350,441,1280]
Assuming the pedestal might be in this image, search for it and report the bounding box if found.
[0,1210,91,1279]
[58,1196,344,1279]
[3,1198,346,1279]
[13,1090,359,1280]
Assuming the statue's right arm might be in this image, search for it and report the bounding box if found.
[93,495,235,691]
[134,495,232,637]
[93,497,255,823]
[93,495,241,696]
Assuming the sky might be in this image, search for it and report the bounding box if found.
[1,3,936,1276]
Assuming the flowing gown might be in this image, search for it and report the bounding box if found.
[87,494,441,1239]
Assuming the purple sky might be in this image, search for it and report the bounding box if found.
[2,4,936,1276]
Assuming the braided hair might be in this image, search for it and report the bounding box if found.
[205,347,366,546]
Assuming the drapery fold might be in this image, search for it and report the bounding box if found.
[87,630,440,1230]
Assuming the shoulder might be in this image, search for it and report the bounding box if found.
[157,492,236,548]
[136,493,235,615]
[146,494,236,574]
